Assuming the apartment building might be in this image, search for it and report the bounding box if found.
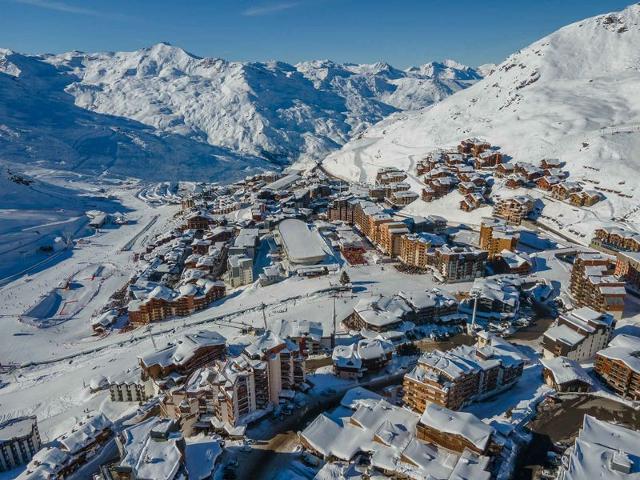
[226,254,254,288]
[353,201,393,245]
[432,245,487,283]
[139,330,226,386]
[403,333,524,411]
[458,138,491,156]
[417,404,499,456]
[378,221,410,256]
[479,217,518,259]
[594,334,640,401]
[556,416,640,480]
[0,417,41,472]
[592,226,640,252]
[542,307,615,361]
[128,280,225,325]
[18,414,112,480]
[398,232,444,269]
[376,167,407,185]
[327,197,357,224]
[332,339,394,379]
[493,195,535,225]
[615,251,640,292]
[570,253,626,318]
[109,369,152,403]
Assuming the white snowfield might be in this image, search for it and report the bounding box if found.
[323,4,640,238]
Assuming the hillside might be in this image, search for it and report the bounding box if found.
[323,3,640,236]
[0,45,481,181]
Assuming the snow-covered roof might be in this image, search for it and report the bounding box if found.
[597,334,640,373]
[58,413,112,455]
[184,436,223,480]
[300,399,491,480]
[244,330,286,359]
[353,294,412,329]
[0,416,37,441]
[543,324,585,347]
[540,356,593,386]
[277,218,327,265]
[139,330,226,369]
[560,415,640,480]
[419,403,495,451]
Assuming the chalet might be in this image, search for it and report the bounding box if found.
[551,181,582,200]
[416,152,446,175]
[536,175,562,191]
[541,357,592,392]
[514,162,543,181]
[474,150,503,169]
[505,174,526,189]
[445,152,466,166]
[388,190,419,207]
[332,339,394,379]
[458,182,483,195]
[185,210,215,231]
[494,163,515,177]
[540,158,562,170]
[417,404,499,456]
[458,138,490,156]
[568,190,603,207]
[460,193,485,212]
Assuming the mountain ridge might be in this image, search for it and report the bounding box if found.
[0,44,482,180]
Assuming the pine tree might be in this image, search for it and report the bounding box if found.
[339,270,350,286]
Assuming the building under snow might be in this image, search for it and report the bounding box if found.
[403,333,524,411]
[542,307,615,362]
[557,415,640,480]
[299,398,492,480]
[276,218,328,265]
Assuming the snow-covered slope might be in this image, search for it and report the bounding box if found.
[0,44,480,180]
[323,3,640,229]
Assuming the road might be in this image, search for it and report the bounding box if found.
[121,214,160,251]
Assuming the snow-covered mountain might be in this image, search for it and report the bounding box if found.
[0,44,481,180]
[323,4,640,226]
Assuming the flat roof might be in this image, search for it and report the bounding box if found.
[278,219,327,265]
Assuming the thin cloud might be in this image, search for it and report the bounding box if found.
[242,1,302,17]
[13,0,128,19]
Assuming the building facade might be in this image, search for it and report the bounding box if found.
[0,417,41,472]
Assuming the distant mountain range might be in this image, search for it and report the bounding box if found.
[0,45,482,180]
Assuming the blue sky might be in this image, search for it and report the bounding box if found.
[0,0,633,67]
